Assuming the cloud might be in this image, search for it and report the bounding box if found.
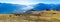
[13,5,34,14]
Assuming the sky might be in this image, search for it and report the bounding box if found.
[0,0,60,5]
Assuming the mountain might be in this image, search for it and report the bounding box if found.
[0,3,26,14]
[33,3,60,11]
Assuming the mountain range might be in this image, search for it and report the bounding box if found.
[0,3,60,14]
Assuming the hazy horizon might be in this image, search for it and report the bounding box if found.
[0,0,60,5]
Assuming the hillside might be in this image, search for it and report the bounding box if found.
[0,10,60,22]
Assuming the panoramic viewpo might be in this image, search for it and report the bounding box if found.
[0,0,60,22]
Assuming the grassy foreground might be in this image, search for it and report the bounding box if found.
[0,11,60,22]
